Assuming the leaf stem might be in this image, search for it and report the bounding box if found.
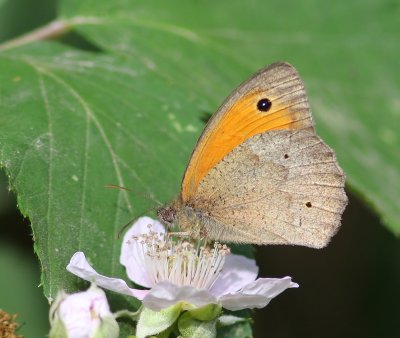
[0,17,102,52]
[0,20,68,52]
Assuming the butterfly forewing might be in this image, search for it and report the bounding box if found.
[181,62,314,201]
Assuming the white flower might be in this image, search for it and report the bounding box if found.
[67,217,298,312]
[49,284,119,338]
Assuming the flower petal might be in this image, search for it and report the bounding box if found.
[67,252,148,300]
[210,254,258,297]
[120,216,165,288]
[218,276,298,311]
[142,281,218,311]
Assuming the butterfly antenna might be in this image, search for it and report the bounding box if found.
[104,184,132,191]
[116,204,164,239]
[105,184,164,238]
[117,219,135,240]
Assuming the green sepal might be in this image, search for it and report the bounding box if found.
[187,304,222,321]
[136,303,183,338]
[49,317,68,338]
[218,314,249,327]
[114,307,143,322]
[155,324,175,338]
[178,312,217,338]
[92,315,119,338]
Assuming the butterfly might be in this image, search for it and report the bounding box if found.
[157,62,347,248]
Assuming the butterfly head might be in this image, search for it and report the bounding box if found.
[157,205,177,228]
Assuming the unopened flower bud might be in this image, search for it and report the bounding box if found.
[49,284,119,338]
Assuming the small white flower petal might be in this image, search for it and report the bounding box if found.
[120,216,165,288]
[50,285,119,338]
[67,252,148,300]
[142,281,218,311]
[210,254,258,298]
[219,276,298,311]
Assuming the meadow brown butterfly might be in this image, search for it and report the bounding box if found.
[158,62,347,248]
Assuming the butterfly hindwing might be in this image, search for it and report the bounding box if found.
[189,129,347,248]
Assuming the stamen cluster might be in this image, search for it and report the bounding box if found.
[129,224,230,290]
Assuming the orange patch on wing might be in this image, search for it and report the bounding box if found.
[182,91,302,201]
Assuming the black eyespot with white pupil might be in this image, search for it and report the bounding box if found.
[257,98,272,112]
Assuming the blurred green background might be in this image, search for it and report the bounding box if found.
[0,0,399,337]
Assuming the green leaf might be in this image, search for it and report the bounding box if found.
[136,304,182,338]
[0,42,190,299]
[178,312,217,338]
[0,0,398,326]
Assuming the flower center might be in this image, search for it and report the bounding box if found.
[132,225,230,290]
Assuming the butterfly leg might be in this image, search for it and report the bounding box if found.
[166,231,191,239]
